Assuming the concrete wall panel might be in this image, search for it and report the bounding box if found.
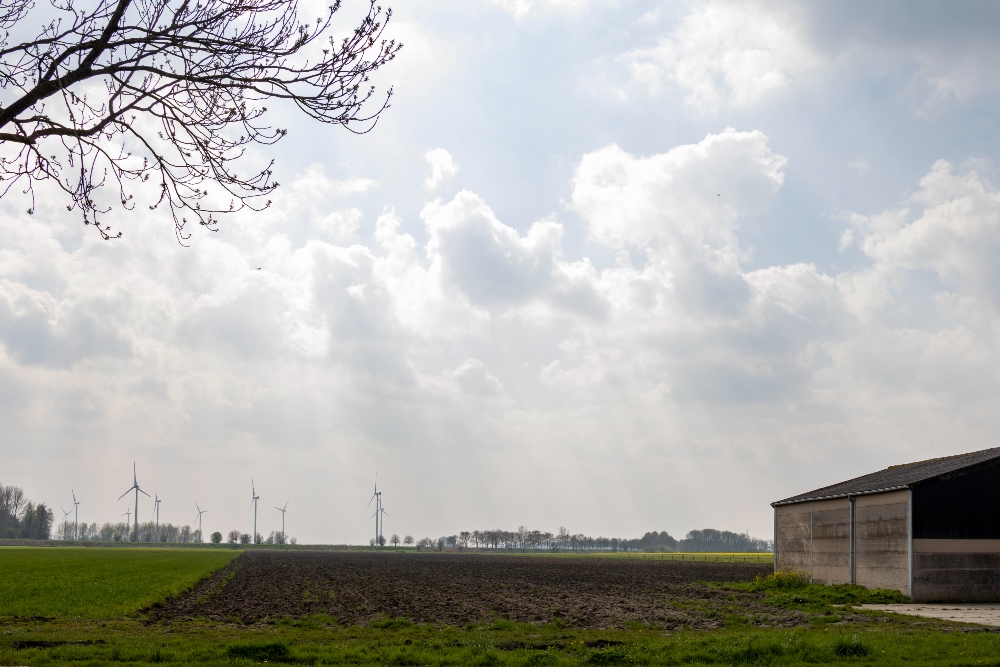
[811,498,851,585]
[854,490,909,594]
[913,540,1000,601]
[775,504,811,573]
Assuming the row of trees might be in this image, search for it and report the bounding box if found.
[61,520,200,543]
[680,529,772,553]
[1,483,54,540]
[59,522,297,544]
[389,526,773,553]
[223,529,296,545]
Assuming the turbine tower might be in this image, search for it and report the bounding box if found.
[117,463,150,541]
[378,505,388,545]
[274,502,288,543]
[60,507,71,540]
[367,479,381,546]
[249,480,260,545]
[195,502,207,542]
[123,509,131,530]
[71,490,80,540]
[154,494,162,541]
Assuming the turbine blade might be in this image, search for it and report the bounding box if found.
[133,462,137,485]
[118,489,132,500]
[139,487,151,498]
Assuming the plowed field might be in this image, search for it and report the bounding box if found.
[151,552,803,629]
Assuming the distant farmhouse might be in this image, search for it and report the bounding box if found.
[772,448,1000,602]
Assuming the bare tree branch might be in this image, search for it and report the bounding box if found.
[0,0,400,241]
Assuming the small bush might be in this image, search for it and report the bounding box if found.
[752,570,810,590]
[586,648,628,665]
[861,587,910,604]
[226,641,290,661]
[475,653,501,666]
[369,615,413,630]
[729,641,784,665]
[833,636,871,657]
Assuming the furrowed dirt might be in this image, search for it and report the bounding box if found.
[150,552,806,629]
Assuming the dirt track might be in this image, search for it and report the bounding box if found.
[150,551,805,629]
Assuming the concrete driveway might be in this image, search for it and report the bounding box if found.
[861,604,1000,626]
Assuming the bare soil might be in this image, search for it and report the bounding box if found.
[150,551,808,629]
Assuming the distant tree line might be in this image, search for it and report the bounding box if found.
[1,483,54,540]
[401,526,772,553]
[63,520,200,543]
[679,529,772,553]
[225,529,296,545]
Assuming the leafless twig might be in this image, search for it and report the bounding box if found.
[0,0,400,241]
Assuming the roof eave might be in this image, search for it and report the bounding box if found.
[770,484,911,507]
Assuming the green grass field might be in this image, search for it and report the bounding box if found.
[0,547,239,617]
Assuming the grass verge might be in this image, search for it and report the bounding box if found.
[0,615,998,666]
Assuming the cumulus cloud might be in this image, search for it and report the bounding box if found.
[571,128,786,250]
[424,148,460,190]
[425,192,560,307]
[625,0,819,111]
[617,1,1000,114]
[487,0,588,20]
[846,159,1000,318]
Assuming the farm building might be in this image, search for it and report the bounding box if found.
[772,447,1000,601]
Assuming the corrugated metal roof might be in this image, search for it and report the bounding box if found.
[771,447,1000,506]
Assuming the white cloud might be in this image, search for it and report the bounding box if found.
[424,148,460,190]
[847,159,1000,319]
[487,0,588,20]
[615,1,1000,116]
[625,0,820,111]
[571,128,786,252]
[452,358,506,396]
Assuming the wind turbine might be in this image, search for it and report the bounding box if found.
[377,505,388,545]
[154,494,162,541]
[72,490,80,540]
[60,507,71,540]
[195,502,207,542]
[117,463,150,541]
[274,502,288,543]
[123,508,131,530]
[367,479,381,546]
[249,480,260,545]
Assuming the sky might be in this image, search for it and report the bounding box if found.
[3,0,1000,545]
